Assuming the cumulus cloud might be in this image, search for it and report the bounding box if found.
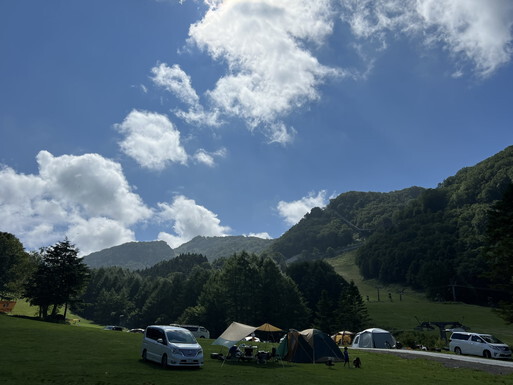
[116,109,188,170]
[0,151,151,254]
[157,195,231,248]
[277,190,328,226]
[67,217,135,256]
[193,148,227,167]
[340,0,513,77]
[188,0,343,142]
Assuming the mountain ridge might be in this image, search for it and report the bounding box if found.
[83,235,274,270]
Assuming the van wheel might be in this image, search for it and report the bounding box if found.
[142,349,147,361]
[161,354,168,369]
[454,347,462,355]
[483,350,491,359]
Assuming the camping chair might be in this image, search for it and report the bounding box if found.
[242,346,256,361]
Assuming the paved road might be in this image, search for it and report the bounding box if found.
[353,348,513,373]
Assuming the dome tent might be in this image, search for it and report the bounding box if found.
[351,328,396,349]
[277,329,343,363]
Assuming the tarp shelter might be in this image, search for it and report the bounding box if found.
[213,322,283,348]
[331,331,353,345]
[255,322,283,343]
[351,328,396,349]
[277,329,343,363]
[213,322,257,348]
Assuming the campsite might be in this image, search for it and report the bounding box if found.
[1,314,512,385]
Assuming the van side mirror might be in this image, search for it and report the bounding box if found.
[157,338,165,344]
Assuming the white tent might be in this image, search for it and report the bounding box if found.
[352,328,396,349]
[212,322,283,348]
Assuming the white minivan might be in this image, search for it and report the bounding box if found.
[449,331,511,359]
[141,325,204,368]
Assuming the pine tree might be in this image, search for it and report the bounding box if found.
[24,239,89,320]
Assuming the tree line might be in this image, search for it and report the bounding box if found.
[75,253,370,337]
[0,235,370,336]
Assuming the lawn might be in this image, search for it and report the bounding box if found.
[328,251,513,346]
[1,314,512,385]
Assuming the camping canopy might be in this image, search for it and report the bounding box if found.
[351,328,396,348]
[212,322,283,348]
[277,329,343,363]
[258,323,282,332]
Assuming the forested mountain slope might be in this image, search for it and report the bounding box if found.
[356,145,513,303]
[269,187,425,260]
[83,236,274,269]
[84,241,174,270]
[174,235,274,262]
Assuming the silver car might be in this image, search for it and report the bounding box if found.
[141,325,204,367]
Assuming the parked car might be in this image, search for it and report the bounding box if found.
[171,324,210,339]
[449,331,512,359]
[141,325,204,368]
[104,325,124,331]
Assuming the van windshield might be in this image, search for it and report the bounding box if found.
[166,330,197,344]
[480,335,503,344]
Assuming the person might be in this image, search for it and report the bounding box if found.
[353,357,361,368]
[228,344,240,359]
[343,346,350,367]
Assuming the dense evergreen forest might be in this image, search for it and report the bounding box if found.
[269,187,425,260]
[357,146,513,303]
[73,253,369,336]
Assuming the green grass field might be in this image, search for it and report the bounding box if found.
[329,251,513,346]
[1,314,512,385]
[3,251,512,384]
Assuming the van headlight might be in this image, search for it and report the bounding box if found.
[491,346,501,351]
[172,348,182,355]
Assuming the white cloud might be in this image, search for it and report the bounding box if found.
[0,152,151,254]
[265,122,296,145]
[246,232,272,240]
[151,63,223,127]
[37,151,152,224]
[116,109,188,170]
[416,0,513,77]
[151,63,200,106]
[67,217,135,256]
[277,190,328,226]
[157,195,231,248]
[188,0,343,142]
[193,148,227,167]
[340,0,513,77]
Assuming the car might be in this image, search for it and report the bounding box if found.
[104,325,124,331]
[170,324,210,339]
[141,325,204,368]
[449,331,512,359]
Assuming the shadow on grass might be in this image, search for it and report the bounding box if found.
[211,359,295,369]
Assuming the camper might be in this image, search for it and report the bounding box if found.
[352,328,396,349]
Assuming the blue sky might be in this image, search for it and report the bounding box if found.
[1,0,513,256]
